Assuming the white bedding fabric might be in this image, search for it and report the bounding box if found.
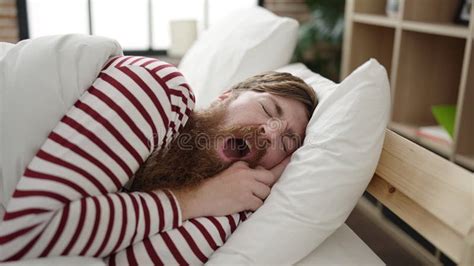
[1,224,383,266]
[0,35,383,265]
[0,34,122,208]
[208,60,390,264]
[179,6,298,108]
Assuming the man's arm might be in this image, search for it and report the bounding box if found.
[106,158,290,264]
[107,211,252,265]
[0,57,194,261]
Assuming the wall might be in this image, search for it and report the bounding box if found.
[264,0,311,23]
[0,0,19,43]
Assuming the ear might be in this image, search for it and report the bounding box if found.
[217,89,233,102]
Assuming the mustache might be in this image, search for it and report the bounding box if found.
[173,126,269,151]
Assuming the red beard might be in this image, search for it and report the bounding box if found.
[130,103,268,192]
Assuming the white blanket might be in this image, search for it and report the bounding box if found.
[0,34,122,209]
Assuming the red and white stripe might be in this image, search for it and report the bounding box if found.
[107,212,250,265]
[0,56,191,261]
[0,55,250,265]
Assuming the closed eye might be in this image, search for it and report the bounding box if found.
[282,135,290,153]
[283,134,299,154]
[260,103,272,118]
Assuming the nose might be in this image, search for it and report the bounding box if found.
[259,119,288,142]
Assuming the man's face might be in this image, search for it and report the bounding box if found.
[215,90,309,169]
[131,89,310,191]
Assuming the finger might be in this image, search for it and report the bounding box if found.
[232,161,250,169]
[270,157,290,178]
[250,181,271,200]
[251,170,275,186]
[247,196,264,211]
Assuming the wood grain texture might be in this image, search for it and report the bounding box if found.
[368,130,474,263]
[342,0,473,171]
[456,49,474,158]
[343,0,474,263]
[403,0,459,23]
[367,175,465,262]
[354,0,387,15]
[349,23,395,78]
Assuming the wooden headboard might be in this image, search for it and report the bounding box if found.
[368,130,474,265]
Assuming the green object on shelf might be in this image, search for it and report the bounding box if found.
[431,105,456,138]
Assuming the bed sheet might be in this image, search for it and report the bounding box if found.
[297,224,384,265]
[1,222,383,265]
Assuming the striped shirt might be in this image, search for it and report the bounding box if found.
[0,56,249,265]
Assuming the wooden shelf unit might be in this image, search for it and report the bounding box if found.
[342,0,474,171]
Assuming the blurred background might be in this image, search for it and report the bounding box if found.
[0,0,345,81]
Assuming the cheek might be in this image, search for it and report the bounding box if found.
[224,104,261,126]
[259,145,286,169]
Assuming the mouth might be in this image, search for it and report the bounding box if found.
[219,137,254,162]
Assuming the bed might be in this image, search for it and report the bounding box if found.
[304,127,474,265]
[312,126,474,265]
[1,7,473,265]
[1,34,385,265]
[366,130,473,265]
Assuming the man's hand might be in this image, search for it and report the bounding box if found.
[172,158,290,221]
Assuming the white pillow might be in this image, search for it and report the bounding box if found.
[178,6,298,108]
[208,59,391,264]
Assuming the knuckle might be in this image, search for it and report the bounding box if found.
[268,173,277,183]
[265,170,275,179]
[264,186,271,196]
[234,161,249,168]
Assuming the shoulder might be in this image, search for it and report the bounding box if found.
[101,55,195,107]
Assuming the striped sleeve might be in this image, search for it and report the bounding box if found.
[0,56,195,262]
[107,212,252,265]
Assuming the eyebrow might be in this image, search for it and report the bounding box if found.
[269,97,283,117]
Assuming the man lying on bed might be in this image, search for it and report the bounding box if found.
[0,55,317,264]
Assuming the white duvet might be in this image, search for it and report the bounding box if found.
[0,35,382,265]
[0,34,122,209]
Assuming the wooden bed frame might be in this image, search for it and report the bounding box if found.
[369,130,473,265]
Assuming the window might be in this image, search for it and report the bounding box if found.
[27,0,89,37]
[22,0,260,52]
[151,0,204,49]
[91,0,150,50]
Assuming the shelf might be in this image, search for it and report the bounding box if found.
[345,0,473,172]
[389,122,452,158]
[455,154,474,171]
[353,13,398,28]
[354,0,388,16]
[402,21,470,39]
[349,23,395,79]
[454,49,474,169]
[351,15,470,38]
[392,31,464,125]
[404,0,460,24]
